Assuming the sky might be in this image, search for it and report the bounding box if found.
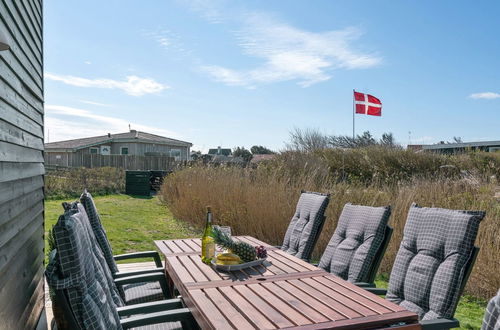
[44,0,500,152]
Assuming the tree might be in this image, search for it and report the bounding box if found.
[357,131,376,147]
[380,133,396,147]
[190,150,202,160]
[250,145,275,154]
[329,131,380,148]
[288,128,401,150]
[233,147,253,162]
[287,127,329,151]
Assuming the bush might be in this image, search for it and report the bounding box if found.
[45,167,125,199]
[160,149,500,299]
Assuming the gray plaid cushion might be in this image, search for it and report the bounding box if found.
[80,190,119,275]
[318,203,391,282]
[80,191,165,304]
[130,322,183,330]
[123,282,166,305]
[386,203,485,320]
[482,289,500,330]
[65,201,125,307]
[46,207,123,330]
[281,191,330,261]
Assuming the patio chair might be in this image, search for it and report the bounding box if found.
[62,200,171,305]
[80,190,168,304]
[317,203,392,286]
[364,203,485,330]
[280,191,330,261]
[482,289,500,330]
[45,204,196,329]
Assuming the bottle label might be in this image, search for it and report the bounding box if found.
[204,243,215,258]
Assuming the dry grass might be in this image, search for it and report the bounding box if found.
[160,150,500,299]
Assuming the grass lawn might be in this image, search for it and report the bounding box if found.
[44,194,200,263]
[45,194,486,329]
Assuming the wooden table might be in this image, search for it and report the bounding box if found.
[155,236,420,330]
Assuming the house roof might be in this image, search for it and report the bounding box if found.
[422,140,500,150]
[45,130,192,151]
[207,148,232,156]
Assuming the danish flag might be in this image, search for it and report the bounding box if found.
[354,91,382,116]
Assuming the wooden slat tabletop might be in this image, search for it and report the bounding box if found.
[155,237,420,330]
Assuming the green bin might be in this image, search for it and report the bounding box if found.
[125,171,151,196]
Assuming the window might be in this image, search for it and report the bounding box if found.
[55,155,61,159]
[170,149,181,161]
[90,147,98,154]
[120,147,129,155]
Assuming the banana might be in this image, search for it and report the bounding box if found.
[216,259,241,265]
[216,253,242,265]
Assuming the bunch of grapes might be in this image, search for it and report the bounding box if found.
[255,245,268,259]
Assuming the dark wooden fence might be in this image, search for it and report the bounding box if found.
[45,154,183,171]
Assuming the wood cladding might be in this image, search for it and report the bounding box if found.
[0,0,44,329]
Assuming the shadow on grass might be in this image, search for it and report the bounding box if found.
[125,194,154,199]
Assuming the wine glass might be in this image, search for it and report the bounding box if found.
[219,226,232,238]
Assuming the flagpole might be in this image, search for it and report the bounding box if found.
[352,89,355,140]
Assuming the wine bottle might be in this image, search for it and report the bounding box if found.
[201,206,215,264]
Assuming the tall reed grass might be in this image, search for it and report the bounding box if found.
[160,149,500,299]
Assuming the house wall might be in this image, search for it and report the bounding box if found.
[0,0,45,329]
[63,142,190,159]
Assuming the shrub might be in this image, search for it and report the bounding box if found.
[45,167,125,199]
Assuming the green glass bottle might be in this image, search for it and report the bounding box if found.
[201,206,215,264]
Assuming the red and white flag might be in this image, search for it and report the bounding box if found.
[354,91,382,116]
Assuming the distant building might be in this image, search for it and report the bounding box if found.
[407,144,423,151]
[250,154,277,164]
[45,130,192,166]
[418,140,500,154]
[208,146,232,156]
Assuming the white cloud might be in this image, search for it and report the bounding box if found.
[143,29,173,48]
[45,104,181,142]
[84,61,92,65]
[201,13,381,87]
[142,29,191,56]
[469,92,500,99]
[182,0,225,24]
[79,100,114,107]
[45,73,169,96]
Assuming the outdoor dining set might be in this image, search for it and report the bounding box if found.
[46,190,500,330]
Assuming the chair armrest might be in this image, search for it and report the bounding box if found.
[420,318,460,330]
[114,272,169,298]
[114,267,164,278]
[116,298,183,317]
[355,282,376,288]
[363,287,387,295]
[114,251,163,268]
[120,308,194,329]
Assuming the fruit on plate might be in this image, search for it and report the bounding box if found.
[255,245,267,259]
[213,227,257,262]
[216,253,242,265]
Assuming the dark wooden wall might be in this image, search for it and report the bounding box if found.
[0,0,44,329]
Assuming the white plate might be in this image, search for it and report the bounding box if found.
[211,258,268,272]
